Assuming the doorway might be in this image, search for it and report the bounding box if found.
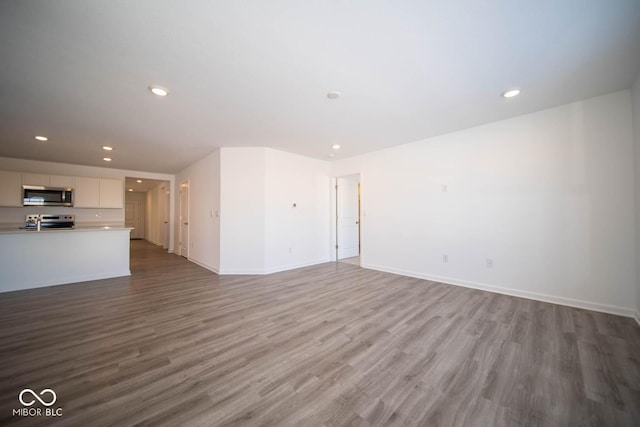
[336,174,361,265]
[125,177,171,248]
[125,200,144,239]
[179,181,189,258]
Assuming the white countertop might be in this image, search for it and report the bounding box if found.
[0,226,132,235]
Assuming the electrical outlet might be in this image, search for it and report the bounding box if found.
[486,258,493,268]
[442,254,448,263]
[442,184,448,192]
[288,247,293,254]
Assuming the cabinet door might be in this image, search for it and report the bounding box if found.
[99,179,124,208]
[73,177,100,208]
[23,173,50,186]
[50,175,74,188]
[0,171,23,207]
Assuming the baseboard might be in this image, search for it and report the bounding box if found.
[263,258,331,275]
[216,258,331,275]
[218,267,267,275]
[144,238,164,247]
[634,311,640,327]
[0,270,131,294]
[362,263,637,319]
[188,257,220,274]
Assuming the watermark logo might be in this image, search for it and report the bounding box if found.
[19,389,57,407]
[13,388,62,418]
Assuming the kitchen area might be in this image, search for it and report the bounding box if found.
[0,159,175,294]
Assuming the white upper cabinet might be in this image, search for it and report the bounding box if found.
[1,171,123,209]
[73,177,100,208]
[50,175,74,188]
[0,171,23,207]
[73,177,123,208]
[22,173,74,188]
[22,173,50,186]
[99,179,124,208]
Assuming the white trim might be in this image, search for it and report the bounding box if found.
[216,258,330,275]
[0,270,131,294]
[362,263,637,319]
[218,268,267,275]
[145,237,164,247]
[179,178,190,259]
[188,257,220,275]
[264,258,331,275]
[634,311,640,327]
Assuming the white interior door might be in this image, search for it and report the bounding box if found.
[180,182,189,257]
[125,201,143,239]
[337,175,360,259]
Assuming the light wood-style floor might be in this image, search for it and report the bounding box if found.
[339,256,360,267]
[1,240,639,426]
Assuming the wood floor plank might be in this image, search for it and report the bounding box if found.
[0,240,639,426]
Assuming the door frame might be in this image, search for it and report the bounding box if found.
[179,180,190,258]
[331,173,362,262]
[164,188,170,250]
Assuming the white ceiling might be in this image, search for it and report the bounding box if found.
[1,1,640,174]
[124,177,167,193]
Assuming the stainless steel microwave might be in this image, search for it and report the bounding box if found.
[23,185,74,207]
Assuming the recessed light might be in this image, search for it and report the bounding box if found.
[102,145,113,151]
[103,157,112,162]
[35,136,48,141]
[136,179,142,183]
[327,91,341,99]
[128,188,133,192]
[502,89,520,98]
[149,85,169,97]
[332,144,341,150]
[328,153,335,158]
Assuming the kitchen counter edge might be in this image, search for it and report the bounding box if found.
[0,226,133,235]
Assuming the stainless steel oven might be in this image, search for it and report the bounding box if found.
[25,214,75,230]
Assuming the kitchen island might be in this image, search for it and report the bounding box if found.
[0,226,131,293]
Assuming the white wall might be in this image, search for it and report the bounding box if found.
[632,75,640,322]
[0,157,175,251]
[175,150,221,272]
[179,147,330,275]
[219,147,266,274]
[332,90,637,316]
[265,149,330,273]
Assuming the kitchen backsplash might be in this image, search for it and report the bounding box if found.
[0,206,124,227]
